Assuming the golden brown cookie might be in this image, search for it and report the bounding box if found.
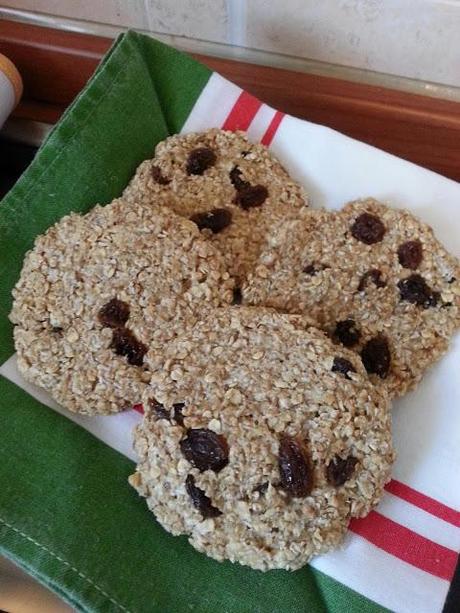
[130,308,393,571]
[242,198,460,397]
[123,129,309,284]
[10,198,233,414]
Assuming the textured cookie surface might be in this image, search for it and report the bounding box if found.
[130,308,393,571]
[242,198,460,397]
[10,198,233,415]
[123,129,309,283]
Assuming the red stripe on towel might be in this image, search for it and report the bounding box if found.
[350,511,458,581]
[385,480,460,528]
[261,111,285,146]
[222,91,263,131]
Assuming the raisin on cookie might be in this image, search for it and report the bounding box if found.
[10,199,233,415]
[129,308,394,571]
[123,129,309,283]
[242,198,460,397]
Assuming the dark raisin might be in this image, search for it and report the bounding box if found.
[303,263,330,276]
[253,482,269,495]
[185,474,221,518]
[397,240,423,270]
[151,165,170,185]
[351,213,386,244]
[186,147,216,175]
[229,166,250,191]
[173,403,185,426]
[148,398,169,420]
[334,319,361,347]
[326,456,358,486]
[99,298,130,328]
[241,150,251,158]
[232,287,243,305]
[357,269,386,291]
[448,277,456,284]
[442,302,453,309]
[397,274,439,308]
[361,335,391,378]
[331,357,356,379]
[189,208,232,234]
[111,328,147,366]
[278,436,313,498]
[234,185,268,210]
[180,428,229,473]
[51,326,63,334]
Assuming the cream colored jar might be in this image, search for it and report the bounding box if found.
[0,53,22,128]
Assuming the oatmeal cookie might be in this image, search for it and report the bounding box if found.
[242,198,460,397]
[10,198,233,415]
[129,308,393,571]
[123,129,309,284]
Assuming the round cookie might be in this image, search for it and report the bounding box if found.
[123,129,309,284]
[10,198,233,415]
[242,198,460,397]
[129,308,394,571]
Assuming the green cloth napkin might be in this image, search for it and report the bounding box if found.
[0,31,384,612]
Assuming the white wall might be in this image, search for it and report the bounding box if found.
[2,0,460,89]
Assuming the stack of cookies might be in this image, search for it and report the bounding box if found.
[11,129,460,571]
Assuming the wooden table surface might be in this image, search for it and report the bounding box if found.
[0,19,459,183]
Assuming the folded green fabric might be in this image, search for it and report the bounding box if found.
[0,31,384,612]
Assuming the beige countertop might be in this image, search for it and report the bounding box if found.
[0,556,73,613]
